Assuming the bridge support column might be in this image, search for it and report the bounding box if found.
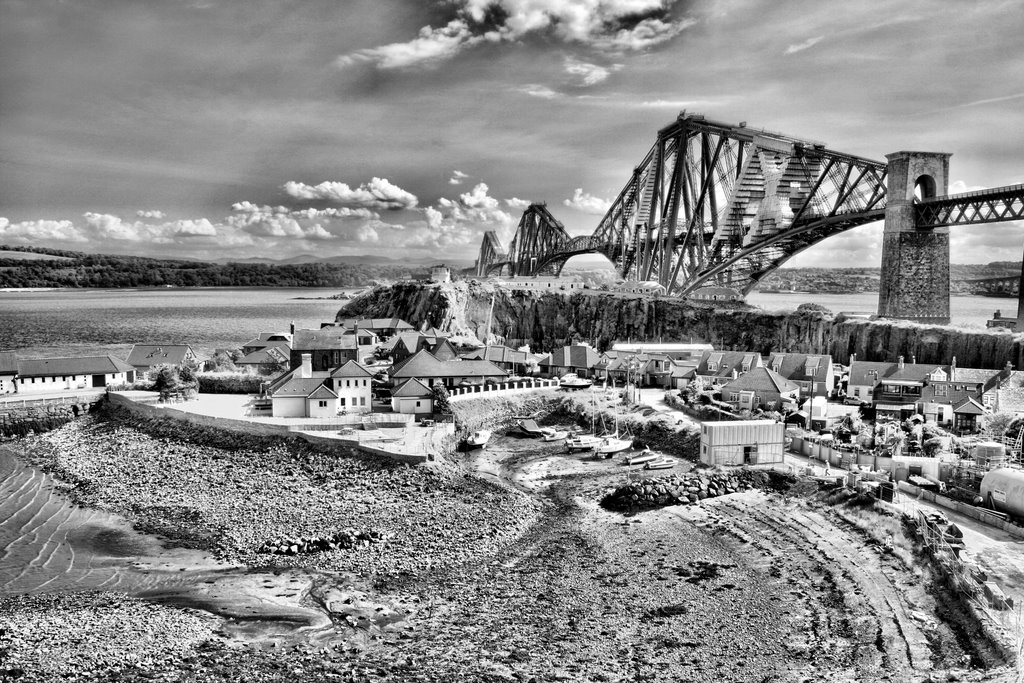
[877,151,953,325]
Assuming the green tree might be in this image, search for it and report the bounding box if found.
[152,364,180,401]
[431,384,453,415]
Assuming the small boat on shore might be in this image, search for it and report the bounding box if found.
[540,428,568,442]
[466,429,492,449]
[566,435,601,451]
[517,419,546,437]
[595,434,632,458]
[624,449,661,466]
[645,456,677,470]
[559,373,593,390]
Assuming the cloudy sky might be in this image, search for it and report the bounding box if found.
[1,0,1023,267]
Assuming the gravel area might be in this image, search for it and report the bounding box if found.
[1,409,1019,683]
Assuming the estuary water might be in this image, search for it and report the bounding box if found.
[0,287,356,359]
[0,287,1015,362]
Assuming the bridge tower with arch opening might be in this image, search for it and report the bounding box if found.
[877,151,953,324]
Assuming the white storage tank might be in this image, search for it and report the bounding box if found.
[700,420,784,466]
[980,468,1024,519]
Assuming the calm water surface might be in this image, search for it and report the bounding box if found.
[0,287,355,359]
[747,291,1015,330]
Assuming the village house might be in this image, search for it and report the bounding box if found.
[268,354,374,418]
[379,332,449,364]
[613,280,665,295]
[692,350,763,387]
[689,286,741,302]
[597,351,676,387]
[329,360,374,413]
[460,345,535,376]
[538,345,601,379]
[498,276,584,292]
[241,331,293,356]
[765,353,834,397]
[720,366,800,411]
[13,355,136,393]
[610,342,713,362]
[0,351,19,394]
[127,344,198,374]
[235,345,291,374]
[290,327,377,372]
[390,349,507,389]
[390,378,434,414]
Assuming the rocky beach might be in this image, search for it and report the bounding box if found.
[0,400,1019,682]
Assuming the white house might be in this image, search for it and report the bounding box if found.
[391,378,434,414]
[270,353,335,417]
[329,360,374,413]
[0,351,16,395]
[13,355,136,394]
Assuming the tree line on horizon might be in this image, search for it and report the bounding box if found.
[0,245,414,288]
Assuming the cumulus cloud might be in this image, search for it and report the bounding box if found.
[283,177,418,210]
[136,209,165,219]
[505,197,532,210]
[337,19,476,69]
[564,56,620,86]
[0,217,86,243]
[338,0,694,70]
[449,170,470,185]
[785,35,824,55]
[520,84,561,99]
[563,187,612,215]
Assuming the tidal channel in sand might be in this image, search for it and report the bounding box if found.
[0,446,406,647]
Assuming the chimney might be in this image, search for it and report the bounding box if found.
[898,356,904,370]
[950,356,957,380]
[299,353,312,379]
[290,320,295,335]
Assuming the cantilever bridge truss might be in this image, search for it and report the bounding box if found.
[476,114,891,296]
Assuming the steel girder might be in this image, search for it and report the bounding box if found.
[474,230,508,277]
[591,114,890,295]
[915,183,1024,227]
[503,204,571,276]
[476,114,891,294]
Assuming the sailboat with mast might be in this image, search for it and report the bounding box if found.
[594,407,632,458]
[566,386,601,452]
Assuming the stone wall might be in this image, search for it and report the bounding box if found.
[0,396,104,438]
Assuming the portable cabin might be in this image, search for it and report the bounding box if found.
[700,420,784,466]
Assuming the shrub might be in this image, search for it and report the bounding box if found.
[197,374,264,394]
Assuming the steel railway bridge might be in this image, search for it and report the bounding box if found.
[474,113,1024,324]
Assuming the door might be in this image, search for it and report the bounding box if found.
[92,374,107,388]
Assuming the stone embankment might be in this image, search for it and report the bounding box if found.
[341,280,1024,369]
[20,409,539,573]
[258,529,383,556]
[0,395,102,438]
[601,469,791,511]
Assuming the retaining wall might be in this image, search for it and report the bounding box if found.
[447,379,560,402]
[106,392,428,464]
[0,393,105,438]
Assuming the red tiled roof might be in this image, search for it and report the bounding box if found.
[721,367,799,394]
[391,349,506,379]
[0,351,16,375]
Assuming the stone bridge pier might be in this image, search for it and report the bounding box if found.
[877,151,952,325]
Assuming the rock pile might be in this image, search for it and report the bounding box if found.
[601,469,779,511]
[259,529,383,555]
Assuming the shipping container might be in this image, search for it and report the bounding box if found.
[700,419,784,466]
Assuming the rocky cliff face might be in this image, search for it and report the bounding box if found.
[339,282,1024,370]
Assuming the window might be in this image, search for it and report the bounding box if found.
[853,388,860,397]
[707,362,718,372]
[339,398,346,406]
[360,397,366,406]
[416,401,421,407]
[934,385,947,396]
[318,400,328,408]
